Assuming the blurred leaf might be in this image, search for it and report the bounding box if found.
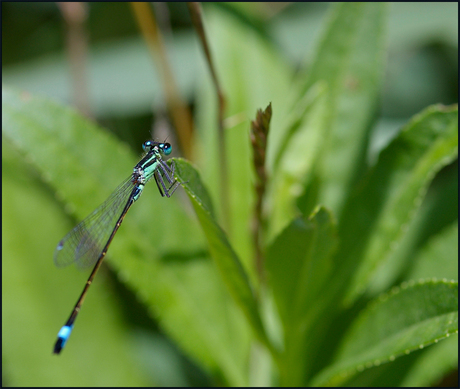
[405,222,458,282]
[339,332,457,387]
[2,86,251,386]
[387,2,458,49]
[172,158,271,355]
[312,280,458,386]
[269,3,458,67]
[294,2,388,217]
[2,140,151,386]
[266,207,337,385]
[290,107,458,386]
[399,334,458,387]
[2,34,201,117]
[270,3,329,64]
[267,82,328,239]
[338,105,458,305]
[383,43,458,117]
[338,348,427,387]
[366,162,458,296]
[194,5,293,275]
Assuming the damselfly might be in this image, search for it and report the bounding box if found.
[53,140,180,354]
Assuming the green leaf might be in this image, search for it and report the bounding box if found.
[338,105,458,305]
[172,158,272,355]
[398,334,458,387]
[333,333,458,387]
[311,279,458,386]
[266,206,338,385]
[366,163,458,297]
[406,222,458,282]
[2,86,251,386]
[2,139,151,386]
[267,82,329,240]
[294,2,388,217]
[195,5,293,275]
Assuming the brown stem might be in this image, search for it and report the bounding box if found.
[187,2,229,229]
[130,2,194,160]
[57,2,91,118]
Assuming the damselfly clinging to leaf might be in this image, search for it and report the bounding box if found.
[53,140,180,354]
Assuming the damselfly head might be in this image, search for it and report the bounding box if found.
[142,141,172,155]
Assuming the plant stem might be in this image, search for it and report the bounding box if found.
[187,2,230,229]
[130,2,194,160]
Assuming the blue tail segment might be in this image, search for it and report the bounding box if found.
[53,325,73,354]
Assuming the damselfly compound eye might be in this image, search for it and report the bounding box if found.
[142,140,154,152]
[161,143,172,155]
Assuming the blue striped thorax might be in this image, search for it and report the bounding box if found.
[131,141,172,201]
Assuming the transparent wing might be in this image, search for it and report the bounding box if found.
[54,176,136,270]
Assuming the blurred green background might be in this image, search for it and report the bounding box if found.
[2,2,458,386]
